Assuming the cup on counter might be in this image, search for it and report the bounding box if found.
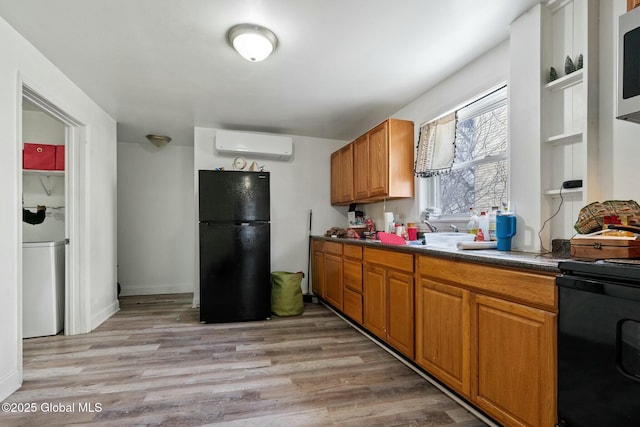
[407,226,418,241]
[496,214,516,251]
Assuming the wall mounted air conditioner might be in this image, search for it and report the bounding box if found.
[215,130,293,160]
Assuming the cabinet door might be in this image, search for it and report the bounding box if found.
[324,253,343,310]
[339,144,354,203]
[472,294,556,427]
[416,278,470,397]
[353,134,369,199]
[367,122,388,197]
[330,151,340,204]
[386,269,414,358]
[343,257,362,293]
[343,287,363,325]
[363,264,386,340]
[311,249,325,298]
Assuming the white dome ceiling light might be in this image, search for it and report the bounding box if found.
[146,134,172,148]
[227,23,278,62]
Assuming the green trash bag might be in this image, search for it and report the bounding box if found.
[270,271,304,316]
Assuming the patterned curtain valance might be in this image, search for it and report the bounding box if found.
[414,113,456,178]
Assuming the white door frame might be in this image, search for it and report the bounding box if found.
[20,83,90,340]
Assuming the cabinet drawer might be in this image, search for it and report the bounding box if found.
[364,247,413,272]
[343,244,362,260]
[344,258,362,292]
[343,287,363,324]
[417,255,557,311]
[324,241,343,255]
[312,239,324,251]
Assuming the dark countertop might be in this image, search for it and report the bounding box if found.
[313,235,563,274]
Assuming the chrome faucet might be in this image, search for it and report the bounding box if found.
[450,224,459,232]
[423,219,438,233]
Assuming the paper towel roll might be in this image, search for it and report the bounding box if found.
[384,212,394,233]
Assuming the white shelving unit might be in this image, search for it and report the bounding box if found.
[540,0,599,243]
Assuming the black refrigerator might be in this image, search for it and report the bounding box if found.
[199,170,271,323]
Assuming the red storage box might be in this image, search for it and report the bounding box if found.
[23,143,56,170]
[55,145,65,171]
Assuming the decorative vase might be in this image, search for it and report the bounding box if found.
[565,55,576,74]
[549,67,558,82]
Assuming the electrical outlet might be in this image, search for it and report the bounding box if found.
[562,179,583,189]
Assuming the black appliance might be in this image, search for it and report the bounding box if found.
[199,170,271,323]
[556,260,640,426]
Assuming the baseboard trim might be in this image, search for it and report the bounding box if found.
[119,283,194,296]
[91,299,120,330]
[0,368,21,402]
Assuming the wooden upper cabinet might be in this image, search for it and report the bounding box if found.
[330,143,354,205]
[353,134,369,200]
[629,0,640,11]
[330,151,340,205]
[333,118,414,205]
[367,122,389,197]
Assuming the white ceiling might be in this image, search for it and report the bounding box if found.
[0,0,540,146]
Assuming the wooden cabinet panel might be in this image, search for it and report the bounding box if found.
[343,244,362,260]
[364,247,413,272]
[418,256,557,311]
[471,294,557,427]
[311,240,324,298]
[343,258,362,293]
[629,0,640,11]
[330,143,354,205]
[367,121,388,197]
[343,287,363,324]
[324,253,343,310]
[353,134,369,199]
[415,278,470,397]
[363,264,386,340]
[339,144,354,202]
[386,270,414,358]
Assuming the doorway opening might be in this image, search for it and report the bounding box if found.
[20,84,88,343]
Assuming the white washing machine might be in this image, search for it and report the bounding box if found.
[23,240,65,338]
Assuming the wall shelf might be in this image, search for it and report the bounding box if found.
[544,187,583,196]
[545,69,583,92]
[544,131,583,145]
[23,169,64,177]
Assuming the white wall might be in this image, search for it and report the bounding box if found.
[117,142,195,295]
[193,127,347,304]
[0,16,118,402]
[362,42,511,237]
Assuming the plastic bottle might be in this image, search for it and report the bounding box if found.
[478,211,489,242]
[489,206,498,241]
[467,208,479,236]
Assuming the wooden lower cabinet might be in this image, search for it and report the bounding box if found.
[415,278,471,397]
[311,240,325,298]
[311,239,558,426]
[363,248,414,359]
[343,244,363,324]
[385,269,414,357]
[324,242,343,310]
[472,294,556,427]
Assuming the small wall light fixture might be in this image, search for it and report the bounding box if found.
[227,23,278,62]
[146,134,172,148]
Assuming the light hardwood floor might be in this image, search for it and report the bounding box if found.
[2,294,488,426]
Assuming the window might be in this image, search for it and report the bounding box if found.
[418,86,508,216]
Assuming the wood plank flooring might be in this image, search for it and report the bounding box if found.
[2,294,488,426]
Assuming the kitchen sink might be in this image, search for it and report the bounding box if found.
[421,232,475,248]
